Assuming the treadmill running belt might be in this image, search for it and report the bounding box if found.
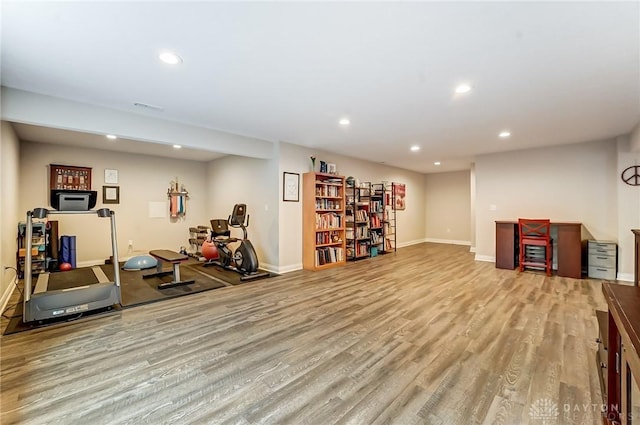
[44,268,102,291]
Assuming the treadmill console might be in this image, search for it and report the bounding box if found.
[50,190,97,211]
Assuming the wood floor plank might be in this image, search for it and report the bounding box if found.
[0,243,608,424]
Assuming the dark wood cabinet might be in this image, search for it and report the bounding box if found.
[495,221,519,269]
[597,310,610,400]
[633,229,640,287]
[601,282,640,424]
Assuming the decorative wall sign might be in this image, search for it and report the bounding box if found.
[393,182,406,210]
[50,164,92,190]
[621,165,640,186]
[283,172,299,202]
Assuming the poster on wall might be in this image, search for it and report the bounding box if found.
[393,182,406,210]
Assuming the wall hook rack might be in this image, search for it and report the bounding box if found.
[167,178,189,218]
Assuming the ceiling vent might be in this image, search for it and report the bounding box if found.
[133,102,164,111]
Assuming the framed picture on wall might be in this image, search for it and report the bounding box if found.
[283,172,299,202]
[102,185,120,204]
[50,164,92,191]
[104,169,119,184]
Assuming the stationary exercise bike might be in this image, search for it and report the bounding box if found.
[204,204,269,281]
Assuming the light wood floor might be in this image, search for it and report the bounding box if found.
[1,243,608,424]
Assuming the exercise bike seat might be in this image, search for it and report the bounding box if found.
[210,219,231,238]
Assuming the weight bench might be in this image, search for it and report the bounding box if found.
[143,250,195,289]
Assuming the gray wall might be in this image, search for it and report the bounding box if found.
[1,122,21,309]
[424,170,471,245]
[473,138,635,277]
[206,154,279,270]
[276,141,428,272]
[19,141,209,265]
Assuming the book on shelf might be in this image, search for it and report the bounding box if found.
[315,246,344,266]
[370,215,381,228]
[315,212,342,229]
[316,230,342,245]
[355,209,368,222]
[325,178,343,183]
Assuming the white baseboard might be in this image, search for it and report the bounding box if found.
[397,239,427,248]
[425,238,471,246]
[77,259,108,268]
[475,254,496,263]
[0,277,17,315]
[262,262,302,274]
[617,272,634,283]
[469,246,476,253]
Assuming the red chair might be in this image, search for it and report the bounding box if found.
[518,218,552,276]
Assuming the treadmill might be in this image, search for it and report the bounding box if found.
[23,190,122,322]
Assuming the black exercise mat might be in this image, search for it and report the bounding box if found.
[186,262,275,285]
[3,262,228,335]
[113,263,227,308]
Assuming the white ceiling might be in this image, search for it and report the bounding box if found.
[2,1,639,174]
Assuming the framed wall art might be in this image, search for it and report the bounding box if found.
[283,172,300,202]
[393,182,406,210]
[102,185,120,204]
[104,169,119,184]
[50,164,92,191]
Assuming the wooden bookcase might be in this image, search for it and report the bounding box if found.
[302,172,346,270]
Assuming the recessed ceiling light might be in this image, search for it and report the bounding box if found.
[455,84,472,94]
[339,118,350,126]
[106,134,117,140]
[159,51,182,65]
[499,131,511,138]
[434,161,441,166]
[410,145,420,152]
[173,144,182,149]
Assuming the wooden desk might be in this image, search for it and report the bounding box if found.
[495,221,582,278]
[602,282,640,424]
